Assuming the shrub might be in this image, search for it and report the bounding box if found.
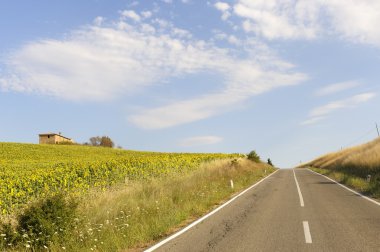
[247,151,260,163]
[267,158,273,166]
[17,194,78,248]
[0,222,18,248]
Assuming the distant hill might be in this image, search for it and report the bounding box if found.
[299,137,380,198]
[299,137,380,176]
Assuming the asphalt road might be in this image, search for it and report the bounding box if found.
[148,169,380,252]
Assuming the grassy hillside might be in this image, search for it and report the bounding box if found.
[0,142,275,251]
[0,142,239,214]
[299,137,380,198]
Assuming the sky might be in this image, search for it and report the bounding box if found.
[1,0,380,167]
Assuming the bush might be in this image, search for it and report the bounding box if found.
[267,158,273,166]
[17,194,78,248]
[0,222,18,248]
[247,151,260,163]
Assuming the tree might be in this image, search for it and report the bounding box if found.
[247,150,260,162]
[88,136,114,148]
[89,136,101,146]
[100,136,114,148]
[267,158,273,166]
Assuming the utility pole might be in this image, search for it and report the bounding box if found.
[376,123,380,137]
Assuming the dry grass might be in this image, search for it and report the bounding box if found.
[300,137,380,172]
[50,158,274,251]
[300,137,380,198]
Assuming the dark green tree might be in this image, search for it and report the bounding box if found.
[267,158,273,166]
[247,150,260,162]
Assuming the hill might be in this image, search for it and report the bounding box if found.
[299,137,380,198]
[0,142,274,251]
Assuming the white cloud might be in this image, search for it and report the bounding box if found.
[129,92,240,129]
[0,10,307,128]
[233,0,380,46]
[215,2,230,12]
[121,10,141,22]
[179,136,223,147]
[93,16,105,26]
[215,2,231,20]
[302,92,376,125]
[301,116,325,126]
[141,11,152,19]
[227,35,240,45]
[0,18,229,101]
[234,0,319,40]
[129,62,306,129]
[327,1,380,46]
[213,31,241,46]
[316,80,361,96]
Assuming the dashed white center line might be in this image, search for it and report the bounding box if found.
[303,221,312,244]
[293,169,305,207]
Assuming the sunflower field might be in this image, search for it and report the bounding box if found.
[0,142,242,215]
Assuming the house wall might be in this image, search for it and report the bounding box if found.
[39,135,73,144]
[39,135,56,144]
[54,135,73,144]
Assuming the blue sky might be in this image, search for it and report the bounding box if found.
[1,0,380,167]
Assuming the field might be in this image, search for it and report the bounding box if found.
[0,142,274,251]
[299,137,380,197]
[0,142,241,214]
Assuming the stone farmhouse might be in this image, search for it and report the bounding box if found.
[39,133,74,144]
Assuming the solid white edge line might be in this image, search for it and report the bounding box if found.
[144,169,280,252]
[293,169,305,207]
[307,168,380,207]
[303,221,312,244]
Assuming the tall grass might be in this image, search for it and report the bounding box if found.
[300,137,380,197]
[2,158,275,251]
[64,159,274,251]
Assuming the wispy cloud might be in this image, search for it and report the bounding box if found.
[214,2,231,20]
[316,80,361,96]
[232,0,380,46]
[129,57,306,129]
[179,136,223,147]
[234,0,319,40]
[0,15,227,101]
[121,10,141,22]
[302,92,376,125]
[0,9,306,129]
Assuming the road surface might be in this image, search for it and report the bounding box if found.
[148,169,380,252]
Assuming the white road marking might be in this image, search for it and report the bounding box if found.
[293,169,305,207]
[303,221,312,244]
[144,169,280,252]
[307,169,380,207]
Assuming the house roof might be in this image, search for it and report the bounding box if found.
[38,133,72,140]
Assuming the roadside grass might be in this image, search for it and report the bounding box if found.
[65,158,274,251]
[3,158,274,251]
[309,168,371,192]
[61,158,275,251]
[300,137,380,199]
